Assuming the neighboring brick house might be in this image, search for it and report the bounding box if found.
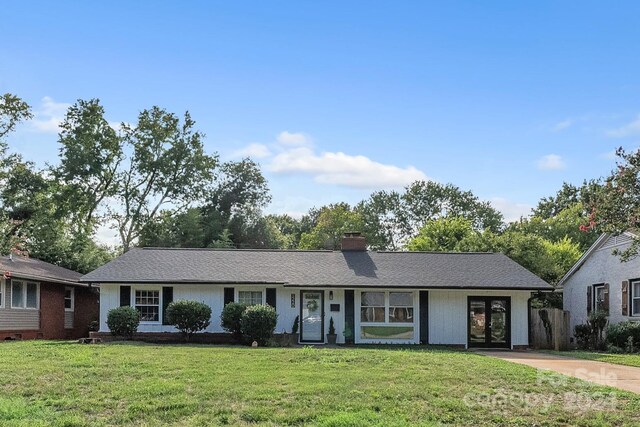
[0,255,98,340]
[561,232,640,339]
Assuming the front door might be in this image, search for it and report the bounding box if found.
[300,290,324,343]
[468,297,510,348]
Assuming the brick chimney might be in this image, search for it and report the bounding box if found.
[341,232,367,251]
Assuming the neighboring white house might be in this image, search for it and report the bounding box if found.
[560,232,640,339]
[81,233,552,349]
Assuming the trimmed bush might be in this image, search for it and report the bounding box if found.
[106,306,140,338]
[166,300,212,341]
[240,304,278,346]
[221,302,247,342]
[574,323,592,350]
[606,321,640,350]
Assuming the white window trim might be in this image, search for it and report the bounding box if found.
[631,280,640,317]
[10,280,40,310]
[355,290,418,344]
[236,288,266,306]
[132,287,162,324]
[64,287,75,312]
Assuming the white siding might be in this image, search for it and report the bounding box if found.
[99,284,346,342]
[429,289,531,348]
[563,240,640,337]
[98,283,531,347]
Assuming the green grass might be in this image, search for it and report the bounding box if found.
[0,341,638,426]
[545,350,640,368]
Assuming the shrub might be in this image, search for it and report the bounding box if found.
[606,321,640,350]
[221,302,247,342]
[106,306,140,338]
[240,304,278,346]
[291,315,299,334]
[88,320,99,332]
[328,317,336,335]
[574,323,592,350]
[166,300,212,341]
[588,310,609,350]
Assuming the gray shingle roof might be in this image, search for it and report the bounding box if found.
[81,248,552,290]
[0,255,82,286]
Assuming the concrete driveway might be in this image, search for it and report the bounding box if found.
[480,350,640,394]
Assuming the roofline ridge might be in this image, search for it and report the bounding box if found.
[140,247,334,253]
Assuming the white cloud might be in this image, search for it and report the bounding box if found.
[536,154,566,170]
[276,131,312,146]
[94,224,121,247]
[269,146,428,189]
[29,96,71,134]
[552,119,574,132]
[606,114,640,138]
[232,143,272,159]
[489,197,533,222]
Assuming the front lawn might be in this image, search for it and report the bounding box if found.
[0,341,638,426]
[545,350,640,368]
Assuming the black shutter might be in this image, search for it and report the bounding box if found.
[420,291,429,344]
[266,288,276,309]
[587,286,592,314]
[120,286,131,307]
[224,287,234,305]
[162,287,174,325]
[344,290,354,344]
[622,281,629,316]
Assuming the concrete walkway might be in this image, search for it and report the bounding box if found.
[480,351,640,394]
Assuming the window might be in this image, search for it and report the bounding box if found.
[389,292,414,323]
[135,290,160,322]
[594,284,607,312]
[11,281,39,309]
[361,292,385,322]
[632,280,640,316]
[238,291,263,306]
[359,291,415,341]
[64,287,74,311]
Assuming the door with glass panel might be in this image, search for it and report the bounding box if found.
[468,297,510,348]
[300,290,324,342]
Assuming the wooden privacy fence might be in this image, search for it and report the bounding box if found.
[529,308,570,350]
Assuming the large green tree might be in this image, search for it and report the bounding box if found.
[55,99,123,234]
[298,203,364,250]
[112,107,218,250]
[589,148,640,260]
[359,181,504,250]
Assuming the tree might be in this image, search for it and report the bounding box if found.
[112,107,218,250]
[406,217,477,252]
[298,203,364,250]
[358,181,504,250]
[588,148,640,261]
[0,93,32,140]
[55,99,123,234]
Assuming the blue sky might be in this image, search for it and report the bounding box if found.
[2,1,640,233]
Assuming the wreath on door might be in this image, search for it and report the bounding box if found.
[306,299,319,311]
